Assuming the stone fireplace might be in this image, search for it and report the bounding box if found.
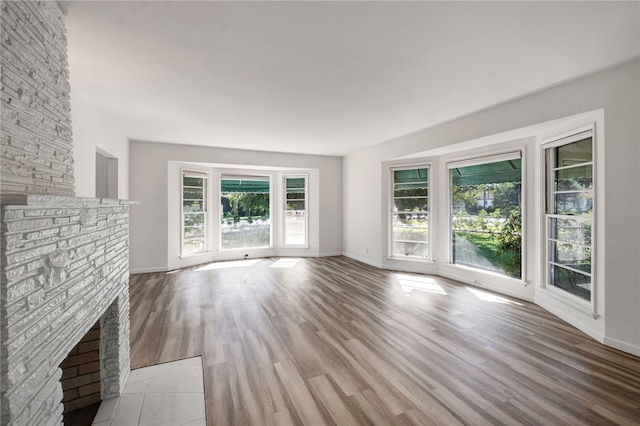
[1,195,132,425]
[1,1,132,424]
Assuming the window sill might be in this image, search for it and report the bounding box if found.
[386,256,434,263]
[179,251,211,260]
[540,284,597,318]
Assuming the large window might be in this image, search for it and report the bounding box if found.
[391,167,429,258]
[220,176,271,250]
[284,176,307,246]
[545,130,593,302]
[449,153,522,279]
[182,171,208,255]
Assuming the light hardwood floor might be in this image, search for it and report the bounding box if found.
[129,256,640,425]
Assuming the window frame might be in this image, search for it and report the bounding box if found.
[218,173,273,251]
[389,165,431,260]
[180,169,209,257]
[542,127,596,312]
[446,150,526,282]
[283,174,309,248]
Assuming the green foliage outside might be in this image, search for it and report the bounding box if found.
[548,216,592,300]
[452,182,522,279]
[220,192,271,249]
[221,193,270,224]
[393,181,429,257]
[453,231,508,271]
[495,207,522,278]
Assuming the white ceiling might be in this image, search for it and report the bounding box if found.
[64,1,639,157]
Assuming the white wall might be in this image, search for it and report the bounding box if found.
[71,86,130,199]
[343,59,640,355]
[129,141,342,273]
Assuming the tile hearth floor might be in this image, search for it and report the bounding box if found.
[92,357,205,426]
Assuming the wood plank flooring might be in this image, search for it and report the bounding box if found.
[129,256,640,425]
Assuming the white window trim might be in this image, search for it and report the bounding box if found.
[541,125,598,317]
[283,174,309,248]
[180,168,209,258]
[442,150,529,287]
[446,150,522,170]
[218,172,274,251]
[388,164,432,261]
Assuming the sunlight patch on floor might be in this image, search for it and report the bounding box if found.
[467,287,523,305]
[395,274,447,295]
[270,258,301,268]
[195,259,262,271]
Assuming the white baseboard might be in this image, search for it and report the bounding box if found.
[318,251,344,257]
[130,266,168,274]
[534,296,605,344]
[131,252,343,274]
[604,336,640,357]
[441,268,534,302]
[382,258,438,275]
[343,252,382,269]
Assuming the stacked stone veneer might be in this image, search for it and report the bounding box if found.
[1,0,75,195]
[0,195,133,425]
[0,1,134,424]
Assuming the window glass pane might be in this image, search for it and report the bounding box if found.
[392,168,429,258]
[554,192,593,215]
[545,133,594,303]
[184,212,205,225]
[555,137,592,168]
[183,229,205,254]
[221,179,271,249]
[286,192,305,201]
[394,168,428,189]
[394,187,427,198]
[285,178,305,189]
[182,173,207,255]
[184,227,204,238]
[549,218,591,246]
[286,200,305,211]
[394,196,428,212]
[221,179,269,193]
[549,241,591,273]
[548,264,591,301]
[555,165,592,191]
[285,210,306,245]
[183,187,204,199]
[183,200,203,212]
[393,241,428,257]
[284,177,306,246]
[393,213,428,257]
[450,159,522,279]
[183,177,204,186]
